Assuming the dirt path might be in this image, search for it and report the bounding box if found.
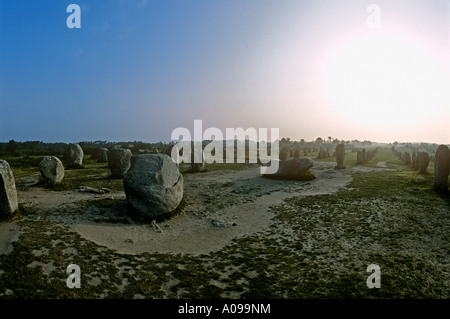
[3,161,396,256]
[65,162,393,255]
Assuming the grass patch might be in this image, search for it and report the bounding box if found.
[0,147,448,299]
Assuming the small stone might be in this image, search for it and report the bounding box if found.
[211,219,233,228]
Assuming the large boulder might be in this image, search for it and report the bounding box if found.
[39,156,64,185]
[0,160,18,220]
[97,148,108,163]
[123,154,184,219]
[335,143,345,169]
[108,147,132,177]
[416,152,430,174]
[262,158,315,180]
[434,145,450,193]
[64,143,84,169]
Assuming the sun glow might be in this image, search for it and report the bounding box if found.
[321,30,449,127]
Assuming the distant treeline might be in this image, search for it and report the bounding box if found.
[0,138,443,159]
[0,140,165,158]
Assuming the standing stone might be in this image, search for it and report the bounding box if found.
[64,143,84,169]
[362,148,366,163]
[108,147,132,177]
[164,144,175,157]
[318,147,325,159]
[335,143,345,169]
[38,156,64,185]
[416,152,430,174]
[97,148,108,163]
[279,148,288,161]
[411,152,417,169]
[191,148,205,172]
[123,154,183,219]
[293,149,300,159]
[434,145,450,193]
[163,144,180,166]
[0,160,18,220]
[356,151,362,164]
[404,152,411,165]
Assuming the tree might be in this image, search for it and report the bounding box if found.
[6,140,17,156]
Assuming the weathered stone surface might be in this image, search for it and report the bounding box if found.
[64,143,84,169]
[293,149,300,159]
[38,156,64,185]
[108,147,132,177]
[434,145,450,192]
[416,152,429,174]
[361,148,366,163]
[262,158,315,180]
[0,160,18,219]
[97,148,108,163]
[123,154,184,219]
[335,143,345,169]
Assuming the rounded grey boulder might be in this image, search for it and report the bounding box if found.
[97,148,108,163]
[0,160,18,220]
[124,154,184,219]
[64,143,84,169]
[39,156,64,185]
[108,147,132,177]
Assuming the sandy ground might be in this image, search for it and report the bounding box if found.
[6,162,395,256]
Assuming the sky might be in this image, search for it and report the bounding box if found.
[0,0,449,144]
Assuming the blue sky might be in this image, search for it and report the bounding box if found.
[0,0,449,143]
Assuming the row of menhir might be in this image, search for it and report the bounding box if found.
[393,145,450,193]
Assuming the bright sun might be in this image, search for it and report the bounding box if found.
[320,30,448,127]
